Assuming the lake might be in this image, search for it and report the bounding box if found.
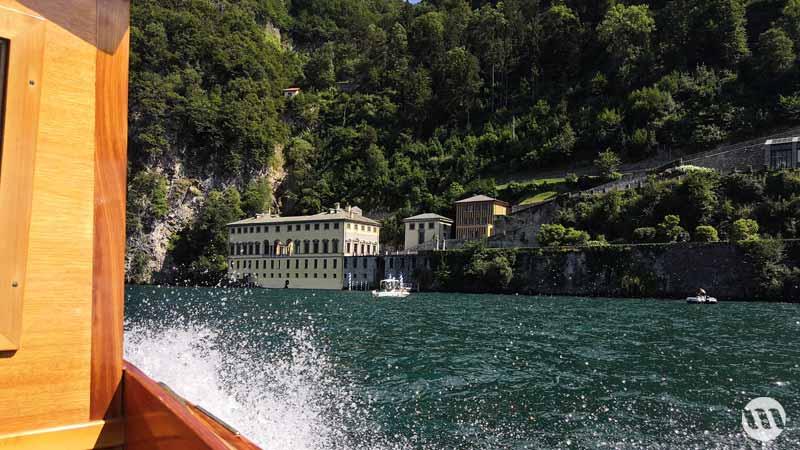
[125,286,799,450]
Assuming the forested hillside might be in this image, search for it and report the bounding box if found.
[125,0,800,284]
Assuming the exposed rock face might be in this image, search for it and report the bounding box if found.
[125,153,285,284]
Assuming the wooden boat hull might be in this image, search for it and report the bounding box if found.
[0,2,262,448]
[124,361,260,450]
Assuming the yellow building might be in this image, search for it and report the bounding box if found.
[227,204,380,289]
[454,195,509,240]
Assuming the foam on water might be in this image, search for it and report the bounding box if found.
[125,320,408,450]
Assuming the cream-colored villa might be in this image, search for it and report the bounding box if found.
[403,213,453,250]
[227,204,380,289]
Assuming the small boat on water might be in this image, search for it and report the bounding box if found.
[372,278,411,298]
[686,295,718,304]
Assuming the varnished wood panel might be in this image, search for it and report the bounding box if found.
[91,0,128,421]
[0,5,44,351]
[0,419,124,450]
[123,362,240,450]
[0,0,98,434]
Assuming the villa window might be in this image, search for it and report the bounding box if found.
[409,223,415,230]
[304,260,309,269]
[344,258,348,269]
[295,260,299,269]
[332,239,339,253]
[314,223,320,230]
[324,223,330,230]
[323,259,327,269]
[276,225,281,232]
[314,259,318,269]
[428,222,434,229]
[346,242,351,253]
[333,259,337,269]
[304,240,310,253]
[313,241,319,253]
[334,223,340,229]
[363,258,367,269]
[323,240,329,253]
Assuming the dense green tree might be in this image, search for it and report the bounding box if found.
[434,47,483,124]
[756,28,796,75]
[594,149,622,181]
[241,178,273,216]
[536,4,584,85]
[782,0,800,46]
[597,4,655,80]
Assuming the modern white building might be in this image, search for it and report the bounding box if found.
[402,213,453,250]
[227,204,380,289]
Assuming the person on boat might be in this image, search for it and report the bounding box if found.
[695,288,707,300]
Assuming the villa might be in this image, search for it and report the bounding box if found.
[227,203,381,289]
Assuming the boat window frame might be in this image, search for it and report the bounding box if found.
[0,7,45,352]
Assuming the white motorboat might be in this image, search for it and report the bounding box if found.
[372,278,411,298]
[686,295,718,304]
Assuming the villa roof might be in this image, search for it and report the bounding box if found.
[454,194,509,206]
[227,208,380,227]
[402,213,453,223]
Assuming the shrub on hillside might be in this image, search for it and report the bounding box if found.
[731,218,759,241]
[633,227,657,243]
[538,223,591,246]
[658,215,690,242]
[694,225,719,242]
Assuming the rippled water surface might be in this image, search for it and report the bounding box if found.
[125,286,800,450]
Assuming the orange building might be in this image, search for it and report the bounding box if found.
[453,195,509,240]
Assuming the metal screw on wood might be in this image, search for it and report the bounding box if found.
[29,80,35,86]
[11,281,18,287]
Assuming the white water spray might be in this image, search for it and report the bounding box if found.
[125,321,408,450]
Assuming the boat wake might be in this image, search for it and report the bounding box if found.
[124,320,408,450]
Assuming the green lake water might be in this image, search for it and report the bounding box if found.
[125,286,799,450]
